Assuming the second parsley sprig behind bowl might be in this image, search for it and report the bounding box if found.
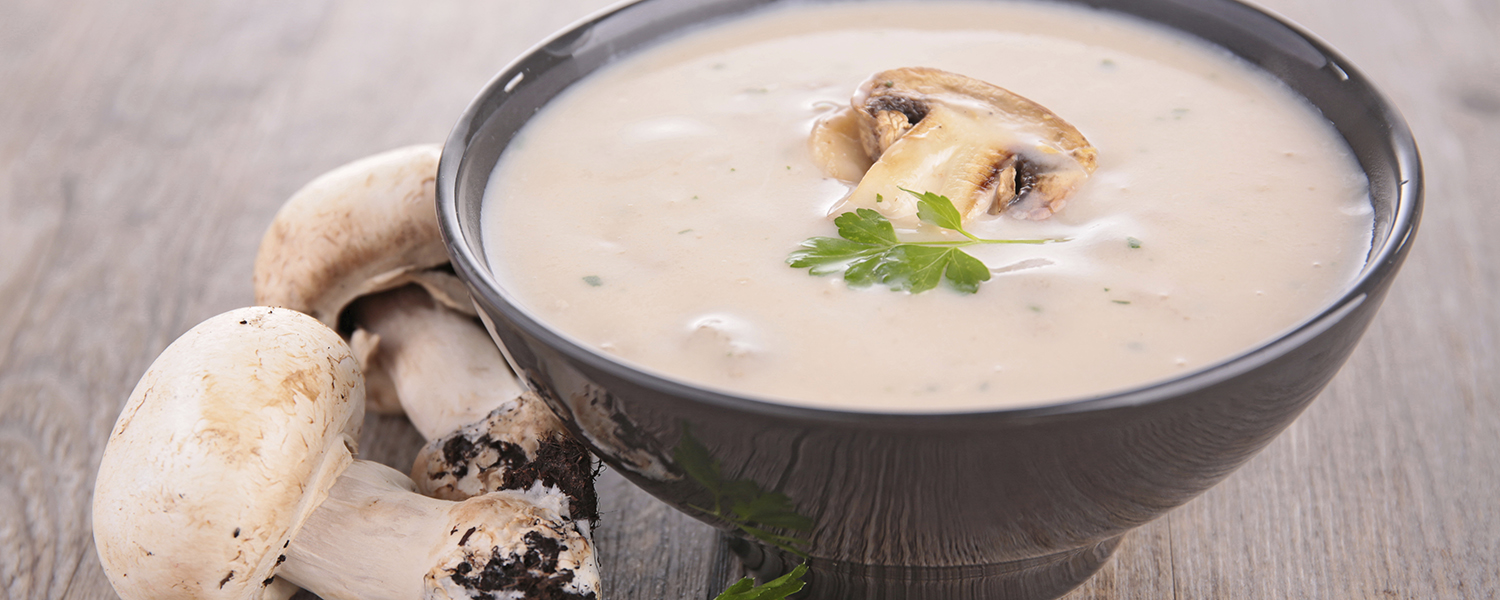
[787,188,1068,294]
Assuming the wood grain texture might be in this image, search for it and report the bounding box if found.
[0,0,1493,599]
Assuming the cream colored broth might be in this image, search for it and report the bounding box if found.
[482,1,1372,412]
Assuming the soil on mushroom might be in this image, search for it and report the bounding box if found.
[435,433,600,523]
[447,531,599,600]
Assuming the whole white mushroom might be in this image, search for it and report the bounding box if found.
[91,307,601,600]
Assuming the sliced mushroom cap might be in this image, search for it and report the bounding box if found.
[812,67,1098,223]
[92,307,363,600]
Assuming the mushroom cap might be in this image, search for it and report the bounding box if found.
[92,307,364,600]
[253,144,451,328]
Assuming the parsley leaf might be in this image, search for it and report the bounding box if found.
[714,564,809,600]
[942,248,991,294]
[835,208,899,245]
[907,188,965,232]
[786,237,883,276]
[788,190,1063,294]
[879,245,957,293]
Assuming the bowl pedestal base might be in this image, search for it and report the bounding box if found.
[728,533,1124,600]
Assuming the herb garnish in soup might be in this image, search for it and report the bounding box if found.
[483,1,1374,413]
[788,189,1066,294]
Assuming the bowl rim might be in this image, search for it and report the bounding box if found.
[437,0,1423,425]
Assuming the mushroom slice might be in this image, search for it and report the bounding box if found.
[814,67,1098,223]
[808,102,875,183]
[92,307,601,600]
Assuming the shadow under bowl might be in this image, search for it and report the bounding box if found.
[437,0,1422,598]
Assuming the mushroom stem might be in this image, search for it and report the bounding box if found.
[413,394,600,521]
[279,460,599,600]
[344,286,599,520]
[347,286,520,441]
[277,460,451,600]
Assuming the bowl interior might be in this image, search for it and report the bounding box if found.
[438,0,1421,421]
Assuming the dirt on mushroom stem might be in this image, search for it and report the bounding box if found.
[416,400,601,523]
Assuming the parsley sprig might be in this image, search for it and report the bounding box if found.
[788,189,1064,294]
[713,564,809,600]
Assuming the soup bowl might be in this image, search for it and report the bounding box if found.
[436,0,1421,597]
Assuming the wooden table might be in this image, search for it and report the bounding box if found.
[2,0,1494,598]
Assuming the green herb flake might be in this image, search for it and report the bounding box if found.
[582,275,603,287]
[1112,299,1131,305]
[875,193,884,203]
[1127,236,1142,249]
[679,229,694,235]
[787,190,1066,294]
[713,563,809,600]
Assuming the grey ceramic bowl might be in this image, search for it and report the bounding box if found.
[437,0,1421,597]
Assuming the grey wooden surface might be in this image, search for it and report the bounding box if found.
[0,0,1494,598]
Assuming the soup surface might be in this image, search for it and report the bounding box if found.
[482,0,1373,412]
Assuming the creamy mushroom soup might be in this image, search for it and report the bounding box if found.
[481,1,1373,412]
